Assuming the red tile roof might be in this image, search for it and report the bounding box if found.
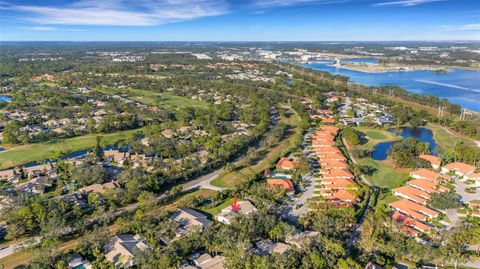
[267,178,294,192]
[410,169,447,183]
[276,157,298,170]
[321,169,353,179]
[323,189,359,202]
[389,199,439,221]
[391,211,431,233]
[443,162,477,175]
[418,155,441,167]
[392,185,430,204]
[407,179,449,193]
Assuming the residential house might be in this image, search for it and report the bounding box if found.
[266,178,294,193]
[441,162,477,177]
[254,239,291,255]
[170,208,212,238]
[418,155,441,170]
[67,253,92,269]
[276,157,298,170]
[409,169,448,183]
[191,253,226,269]
[392,186,430,205]
[389,199,439,222]
[285,230,319,248]
[215,200,257,225]
[104,234,148,268]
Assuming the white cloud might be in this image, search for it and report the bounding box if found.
[372,0,444,7]
[4,0,228,26]
[442,23,480,30]
[20,26,85,31]
[21,26,57,31]
[253,0,349,8]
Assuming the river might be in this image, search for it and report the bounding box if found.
[301,60,480,112]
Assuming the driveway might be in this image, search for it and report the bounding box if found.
[455,178,478,203]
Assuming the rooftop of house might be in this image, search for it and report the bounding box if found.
[443,162,477,175]
[406,178,449,193]
[255,239,291,255]
[192,253,226,269]
[104,234,148,266]
[410,168,447,182]
[321,189,359,202]
[171,208,213,231]
[78,181,120,194]
[216,200,257,222]
[392,185,431,204]
[391,211,431,233]
[418,154,441,167]
[267,178,294,192]
[276,157,298,170]
[389,199,439,221]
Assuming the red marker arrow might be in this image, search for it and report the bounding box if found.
[231,195,240,212]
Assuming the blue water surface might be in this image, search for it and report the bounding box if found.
[0,96,11,102]
[301,62,480,111]
[371,127,437,161]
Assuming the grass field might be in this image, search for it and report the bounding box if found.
[0,128,143,169]
[98,88,208,109]
[351,126,408,188]
[211,108,301,188]
[357,157,410,188]
[427,123,477,149]
[355,126,402,150]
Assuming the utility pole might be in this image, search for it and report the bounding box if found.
[388,89,393,99]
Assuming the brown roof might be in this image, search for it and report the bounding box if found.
[418,155,441,167]
[407,179,449,193]
[392,185,430,204]
[267,178,294,192]
[410,169,447,183]
[276,157,298,170]
[443,162,476,175]
[389,199,439,221]
[391,211,431,233]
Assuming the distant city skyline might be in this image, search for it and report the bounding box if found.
[1,0,479,41]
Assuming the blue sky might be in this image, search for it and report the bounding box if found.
[0,0,479,41]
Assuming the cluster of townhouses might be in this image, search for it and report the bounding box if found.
[311,125,359,205]
[389,154,479,238]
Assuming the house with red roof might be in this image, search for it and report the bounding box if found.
[392,185,430,205]
[406,179,449,194]
[418,155,441,170]
[267,178,294,193]
[409,169,448,183]
[276,157,298,171]
[389,199,439,222]
[441,162,477,177]
[391,211,432,236]
[465,172,480,187]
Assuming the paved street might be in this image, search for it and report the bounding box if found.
[183,168,226,191]
[455,177,478,203]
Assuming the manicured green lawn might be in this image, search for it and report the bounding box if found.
[428,123,477,148]
[356,157,409,189]
[355,126,402,151]
[98,88,208,109]
[201,197,235,217]
[0,128,143,169]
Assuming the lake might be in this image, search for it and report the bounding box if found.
[301,62,480,112]
[371,127,436,161]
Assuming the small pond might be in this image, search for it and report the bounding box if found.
[371,127,437,161]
